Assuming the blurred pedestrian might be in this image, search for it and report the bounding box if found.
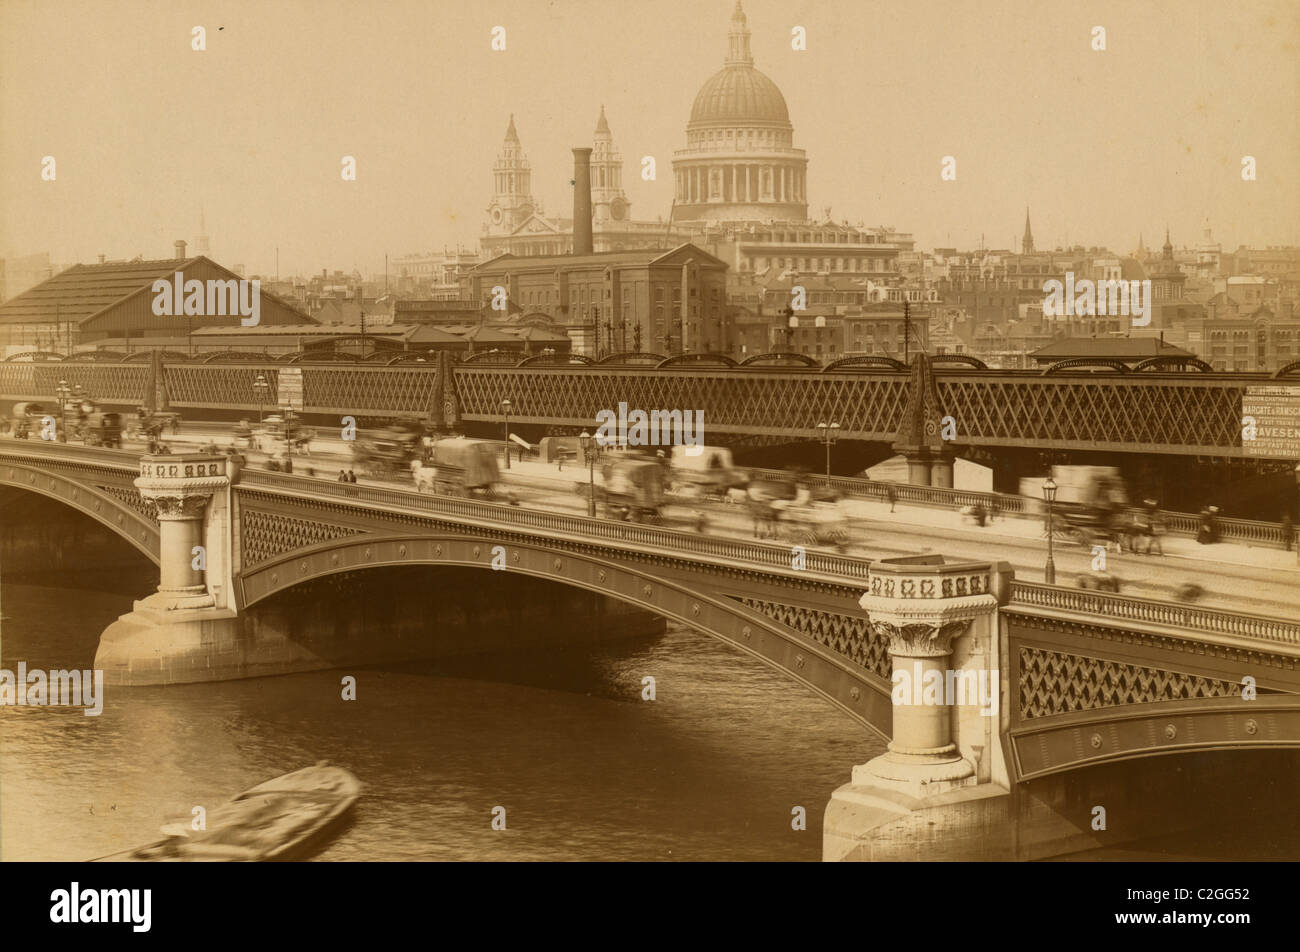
[347,470,357,484]
[885,483,897,513]
[1196,506,1213,544]
[1282,511,1294,552]
[338,470,346,482]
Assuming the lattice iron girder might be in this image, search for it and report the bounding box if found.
[3,362,1283,457]
[453,368,909,439]
[0,363,151,404]
[1017,645,1242,719]
[163,364,444,417]
[937,375,1245,454]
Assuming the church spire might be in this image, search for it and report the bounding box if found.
[726,1,754,66]
[1021,206,1034,254]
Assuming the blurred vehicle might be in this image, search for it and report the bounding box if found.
[745,472,800,539]
[600,457,666,523]
[669,445,748,499]
[1023,465,1134,550]
[131,407,182,443]
[8,402,49,439]
[428,437,500,497]
[774,484,848,550]
[352,422,425,478]
[1076,573,1121,593]
[233,419,257,449]
[83,410,122,448]
[261,412,315,456]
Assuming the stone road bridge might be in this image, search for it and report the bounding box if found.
[3,440,1298,859]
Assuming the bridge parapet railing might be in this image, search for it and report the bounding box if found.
[1009,580,1300,646]
[238,469,873,582]
[747,468,1296,549]
[0,438,144,474]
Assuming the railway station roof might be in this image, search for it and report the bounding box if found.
[1029,337,1195,364]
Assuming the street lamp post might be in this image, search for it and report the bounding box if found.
[1043,475,1058,584]
[816,420,840,486]
[253,373,269,424]
[55,378,70,443]
[579,430,597,518]
[501,398,512,469]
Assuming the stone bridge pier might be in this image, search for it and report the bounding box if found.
[95,453,246,684]
[825,555,1016,861]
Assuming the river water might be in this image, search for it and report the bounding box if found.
[0,582,876,861]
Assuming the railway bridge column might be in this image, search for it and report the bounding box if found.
[95,453,245,686]
[892,354,954,487]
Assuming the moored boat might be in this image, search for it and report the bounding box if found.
[93,761,361,862]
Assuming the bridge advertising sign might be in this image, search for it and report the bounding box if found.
[1242,385,1300,457]
[277,368,304,412]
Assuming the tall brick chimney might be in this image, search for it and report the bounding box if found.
[174,239,187,260]
[572,148,593,256]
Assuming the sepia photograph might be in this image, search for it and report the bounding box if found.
[1,0,1298,919]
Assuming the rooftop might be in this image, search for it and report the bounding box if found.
[1030,337,1194,362]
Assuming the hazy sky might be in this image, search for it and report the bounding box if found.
[2,0,1297,277]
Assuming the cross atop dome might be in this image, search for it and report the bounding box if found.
[726,0,754,66]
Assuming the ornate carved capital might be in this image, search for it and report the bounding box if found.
[146,492,211,519]
[869,618,971,658]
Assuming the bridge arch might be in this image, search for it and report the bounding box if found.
[930,354,989,371]
[0,459,159,562]
[201,350,277,364]
[237,531,891,736]
[655,353,738,369]
[1039,358,1130,375]
[1133,355,1213,373]
[286,351,355,363]
[460,349,521,365]
[4,351,65,362]
[822,355,907,372]
[597,351,668,365]
[514,352,596,367]
[739,352,820,368]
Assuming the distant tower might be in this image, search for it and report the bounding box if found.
[1150,227,1186,301]
[486,115,539,235]
[1021,207,1034,254]
[591,106,630,224]
[194,207,210,257]
[1134,233,1148,262]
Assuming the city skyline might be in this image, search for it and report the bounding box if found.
[2,0,1298,277]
